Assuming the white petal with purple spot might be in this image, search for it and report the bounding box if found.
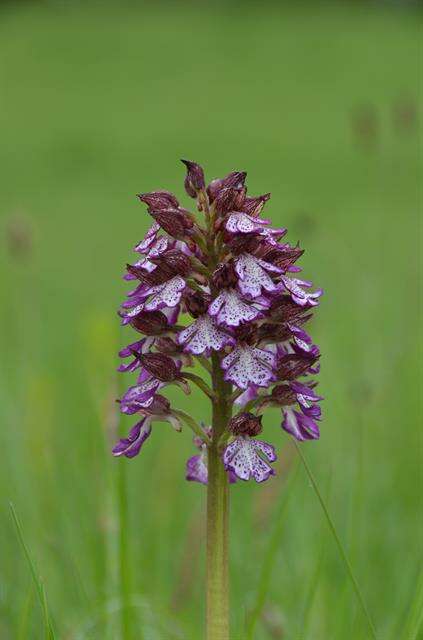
[222,345,276,389]
[145,276,186,310]
[178,314,233,354]
[223,437,276,483]
[208,289,262,327]
[235,253,281,298]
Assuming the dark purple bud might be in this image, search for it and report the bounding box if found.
[258,322,292,343]
[139,353,179,382]
[181,159,205,197]
[137,190,179,211]
[126,263,174,286]
[130,310,168,335]
[276,353,319,381]
[207,171,247,203]
[214,186,246,216]
[155,336,184,356]
[228,233,263,256]
[150,249,192,276]
[264,245,304,270]
[184,291,209,318]
[228,412,263,437]
[212,261,238,289]
[269,296,313,324]
[270,384,296,406]
[242,193,271,217]
[233,324,258,345]
[150,208,194,239]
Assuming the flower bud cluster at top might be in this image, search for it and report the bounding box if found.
[113,160,323,484]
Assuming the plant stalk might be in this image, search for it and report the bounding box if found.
[206,352,232,640]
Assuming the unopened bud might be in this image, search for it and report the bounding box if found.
[276,353,319,381]
[151,249,192,276]
[242,193,271,217]
[212,262,238,289]
[228,234,262,256]
[233,324,258,345]
[265,245,304,270]
[139,353,179,382]
[150,208,194,239]
[130,310,168,335]
[137,190,179,210]
[229,412,262,436]
[184,291,209,317]
[207,171,247,203]
[181,159,205,198]
[270,384,296,406]
[214,186,246,215]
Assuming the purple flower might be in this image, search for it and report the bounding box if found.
[134,222,161,253]
[113,418,152,458]
[208,289,267,327]
[114,159,324,490]
[281,407,320,441]
[223,437,276,483]
[222,345,276,389]
[119,378,162,413]
[280,276,323,307]
[225,211,271,234]
[186,452,209,484]
[178,314,234,355]
[234,253,282,298]
[186,429,238,484]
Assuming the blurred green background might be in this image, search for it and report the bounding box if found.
[0,1,421,638]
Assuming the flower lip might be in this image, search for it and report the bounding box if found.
[225,211,271,235]
[178,314,234,355]
[223,437,276,483]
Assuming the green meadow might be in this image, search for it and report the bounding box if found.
[0,2,421,638]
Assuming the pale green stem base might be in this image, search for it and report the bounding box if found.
[206,353,232,640]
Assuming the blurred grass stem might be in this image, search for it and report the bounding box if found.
[293,440,378,640]
[117,461,134,639]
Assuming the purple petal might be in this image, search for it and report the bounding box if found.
[112,419,152,458]
[281,407,320,441]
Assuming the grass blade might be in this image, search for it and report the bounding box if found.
[245,461,300,639]
[401,570,423,640]
[293,441,378,640]
[9,502,55,639]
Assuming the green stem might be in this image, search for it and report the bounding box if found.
[206,352,232,640]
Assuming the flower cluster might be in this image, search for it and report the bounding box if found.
[113,160,323,483]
